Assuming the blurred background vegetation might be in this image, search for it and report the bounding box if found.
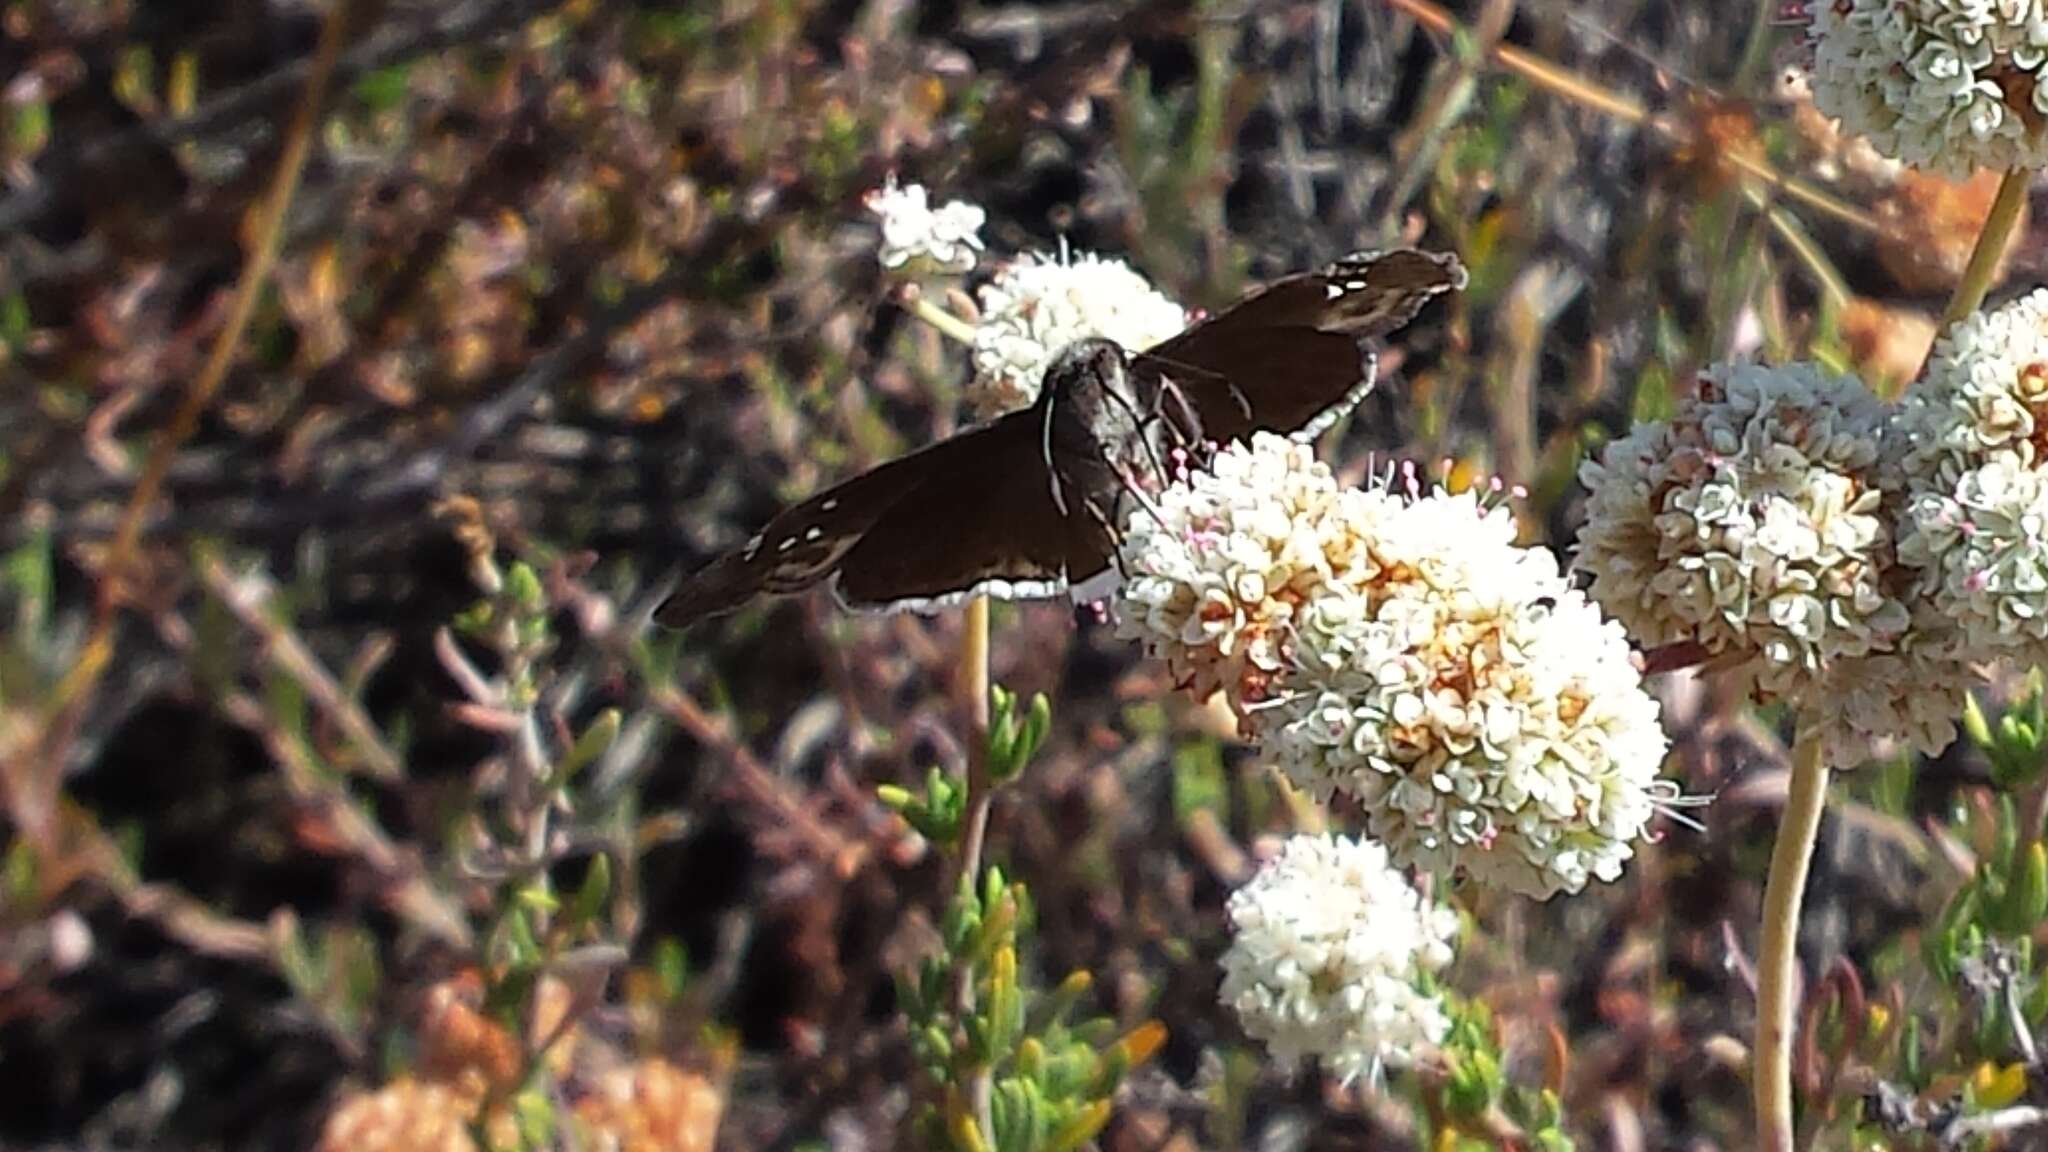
[4,0,2048,1148]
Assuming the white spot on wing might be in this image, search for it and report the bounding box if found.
[820,498,839,511]
[1324,283,1343,300]
[804,526,823,541]
[777,537,796,553]
[743,534,764,560]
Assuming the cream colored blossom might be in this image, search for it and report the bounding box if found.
[1219,834,1457,1083]
[970,251,1185,413]
[1576,361,1907,705]
[1118,436,1674,898]
[1805,0,2048,177]
[864,177,985,273]
[1893,289,2048,656]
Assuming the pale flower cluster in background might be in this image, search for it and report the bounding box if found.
[1576,362,1908,702]
[1569,325,2048,763]
[1805,0,2048,177]
[864,177,987,273]
[1894,289,2048,656]
[1117,435,1673,900]
[970,250,1187,414]
[1218,834,1457,1082]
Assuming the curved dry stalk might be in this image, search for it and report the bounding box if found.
[1755,730,1830,1152]
[1939,167,2029,329]
[23,0,354,845]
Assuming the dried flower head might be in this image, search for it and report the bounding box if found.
[865,177,986,273]
[1576,361,1907,702]
[970,250,1185,414]
[315,1078,477,1152]
[1894,289,2048,656]
[575,1059,724,1152]
[1119,435,1674,898]
[417,973,576,1097]
[1219,834,1457,1084]
[1804,0,2048,177]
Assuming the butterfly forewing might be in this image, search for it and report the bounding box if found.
[1135,247,1464,444]
[832,412,1111,612]
[655,419,1030,627]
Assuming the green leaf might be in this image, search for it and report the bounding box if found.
[652,937,690,1002]
[557,709,620,785]
[990,1078,1045,1152]
[570,853,612,928]
[506,561,545,614]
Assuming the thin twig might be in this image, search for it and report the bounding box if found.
[1380,0,1882,235]
[196,555,405,783]
[22,0,354,847]
[1939,167,2029,329]
[0,0,552,235]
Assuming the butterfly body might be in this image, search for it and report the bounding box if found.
[656,247,1465,629]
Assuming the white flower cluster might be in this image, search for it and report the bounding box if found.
[1575,356,2001,763]
[970,251,1186,414]
[1894,289,2048,660]
[1577,362,1909,702]
[1805,0,2048,177]
[1218,834,1457,1082]
[1118,435,1672,899]
[864,177,986,273]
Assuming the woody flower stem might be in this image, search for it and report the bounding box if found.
[954,593,997,1141]
[1941,167,2029,329]
[1755,729,1830,1152]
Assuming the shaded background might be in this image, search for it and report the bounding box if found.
[1,0,2040,1147]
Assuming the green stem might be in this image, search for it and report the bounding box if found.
[1755,729,1830,1152]
[1941,167,2029,329]
[907,293,978,347]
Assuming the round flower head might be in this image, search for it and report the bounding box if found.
[865,177,986,273]
[1804,0,2048,177]
[1219,834,1457,1083]
[970,250,1185,414]
[1575,361,1908,706]
[1119,436,1675,898]
[1802,605,1978,763]
[1893,289,2048,655]
[1115,436,1377,701]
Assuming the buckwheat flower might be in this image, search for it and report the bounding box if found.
[864,177,986,273]
[1893,289,2048,656]
[1576,361,1907,706]
[1118,435,1675,898]
[1218,834,1457,1083]
[970,250,1185,413]
[1802,606,1979,762]
[1804,0,2048,177]
[1114,435,1366,700]
[1264,487,1672,899]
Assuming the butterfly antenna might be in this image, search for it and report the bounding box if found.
[1113,462,1169,529]
[1041,390,1070,517]
[1098,379,1176,490]
[1155,377,1206,457]
[1131,348,1256,422]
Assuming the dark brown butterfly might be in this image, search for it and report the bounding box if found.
[656,247,1466,628]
